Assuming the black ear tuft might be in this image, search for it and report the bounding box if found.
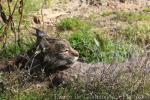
[32,27,46,38]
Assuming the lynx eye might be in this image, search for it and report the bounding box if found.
[65,49,69,53]
[60,48,69,53]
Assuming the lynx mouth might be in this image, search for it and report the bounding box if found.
[73,57,79,62]
[67,56,79,64]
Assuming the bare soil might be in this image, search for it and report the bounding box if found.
[32,0,150,34]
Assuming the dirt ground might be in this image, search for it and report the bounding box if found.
[32,0,150,34]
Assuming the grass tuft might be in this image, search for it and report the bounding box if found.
[118,24,150,46]
[113,12,150,22]
[57,18,91,31]
[0,35,35,59]
[68,31,136,63]
[143,8,150,12]
[101,11,114,17]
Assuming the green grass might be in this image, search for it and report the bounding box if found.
[68,30,137,63]
[118,24,150,46]
[113,12,150,22]
[24,0,48,13]
[0,89,53,100]
[0,34,35,59]
[143,8,150,12]
[101,11,114,17]
[56,17,145,63]
[0,0,47,59]
[57,18,91,31]
[1,0,44,14]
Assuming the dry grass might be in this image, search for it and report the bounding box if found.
[0,50,149,99]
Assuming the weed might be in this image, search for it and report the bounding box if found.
[68,31,135,63]
[57,18,91,31]
[0,34,35,59]
[143,8,150,13]
[68,31,95,62]
[118,24,150,46]
[101,11,114,17]
[24,0,44,13]
[113,12,150,22]
[0,0,46,59]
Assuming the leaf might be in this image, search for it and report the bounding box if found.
[94,38,100,47]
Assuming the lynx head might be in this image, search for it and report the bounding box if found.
[42,38,79,70]
[33,28,79,70]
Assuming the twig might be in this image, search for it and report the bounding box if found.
[41,0,46,30]
[11,0,19,16]
[11,22,17,55]
[41,8,44,30]
[7,0,11,15]
[17,0,24,45]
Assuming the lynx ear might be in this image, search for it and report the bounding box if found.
[31,27,48,53]
[32,27,46,38]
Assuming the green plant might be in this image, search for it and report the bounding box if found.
[24,0,47,13]
[0,34,35,58]
[68,31,134,63]
[0,0,48,59]
[101,11,114,17]
[57,18,91,31]
[118,24,150,46]
[113,12,150,22]
[143,8,150,12]
[68,30,95,62]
